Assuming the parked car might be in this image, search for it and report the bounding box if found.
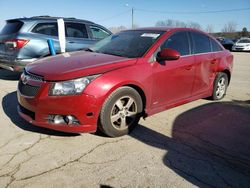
[0,16,112,71]
[17,27,233,137]
[217,37,234,51]
[232,38,250,52]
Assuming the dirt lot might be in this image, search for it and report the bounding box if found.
[0,52,250,188]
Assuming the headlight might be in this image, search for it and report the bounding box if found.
[49,75,100,96]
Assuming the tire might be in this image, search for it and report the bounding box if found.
[99,86,143,137]
[211,72,228,100]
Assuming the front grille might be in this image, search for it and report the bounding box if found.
[23,69,44,82]
[18,81,41,97]
[19,104,35,120]
[19,69,44,97]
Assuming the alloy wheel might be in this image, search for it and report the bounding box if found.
[110,96,137,130]
[215,77,226,99]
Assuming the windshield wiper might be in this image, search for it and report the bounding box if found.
[84,48,94,52]
[101,51,126,57]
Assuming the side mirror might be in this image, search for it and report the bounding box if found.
[156,48,180,62]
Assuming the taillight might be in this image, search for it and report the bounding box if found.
[5,39,29,49]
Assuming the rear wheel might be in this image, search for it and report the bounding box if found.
[211,72,228,100]
[99,86,143,137]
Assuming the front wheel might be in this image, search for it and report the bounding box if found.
[211,72,228,100]
[98,86,143,137]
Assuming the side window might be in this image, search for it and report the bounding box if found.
[32,23,58,36]
[90,26,110,39]
[66,23,88,38]
[211,38,223,52]
[162,31,190,56]
[192,32,211,54]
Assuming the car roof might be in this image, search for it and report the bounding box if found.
[7,16,95,24]
[124,27,205,33]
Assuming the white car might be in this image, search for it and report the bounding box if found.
[232,38,250,52]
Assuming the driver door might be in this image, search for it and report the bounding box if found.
[151,31,196,108]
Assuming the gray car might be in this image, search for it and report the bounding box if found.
[0,16,112,71]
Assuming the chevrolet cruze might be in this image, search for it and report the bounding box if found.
[17,28,233,137]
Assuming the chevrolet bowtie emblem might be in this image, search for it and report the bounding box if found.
[22,74,30,85]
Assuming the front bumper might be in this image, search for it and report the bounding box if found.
[17,82,101,133]
[0,58,37,72]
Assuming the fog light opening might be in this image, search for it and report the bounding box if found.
[53,115,65,124]
[48,115,80,125]
[66,115,80,125]
[64,115,75,125]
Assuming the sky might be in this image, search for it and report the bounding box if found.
[0,0,249,32]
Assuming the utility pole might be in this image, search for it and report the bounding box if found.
[132,7,134,29]
[126,4,134,29]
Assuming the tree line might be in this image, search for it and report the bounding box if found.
[155,19,249,39]
[109,19,249,39]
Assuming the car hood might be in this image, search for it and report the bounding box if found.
[26,51,137,81]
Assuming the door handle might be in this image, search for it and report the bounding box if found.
[185,65,193,70]
[68,41,75,44]
[210,59,217,64]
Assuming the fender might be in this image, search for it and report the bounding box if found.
[84,63,153,114]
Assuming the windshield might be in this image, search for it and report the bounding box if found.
[90,30,164,58]
[238,39,250,43]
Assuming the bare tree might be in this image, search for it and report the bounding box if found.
[155,20,166,27]
[187,22,202,30]
[108,26,127,33]
[206,24,214,33]
[221,22,237,33]
[175,20,187,28]
[155,19,202,30]
[132,24,140,29]
[155,19,186,28]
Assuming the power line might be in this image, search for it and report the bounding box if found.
[94,7,250,28]
[135,7,250,14]
[96,10,130,22]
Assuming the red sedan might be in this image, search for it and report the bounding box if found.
[17,27,233,137]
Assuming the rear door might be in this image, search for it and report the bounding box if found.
[65,22,95,51]
[210,37,225,81]
[190,31,215,96]
[151,31,195,108]
[31,22,61,54]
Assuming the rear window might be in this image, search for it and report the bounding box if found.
[211,39,223,52]
[0,21,23,35]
